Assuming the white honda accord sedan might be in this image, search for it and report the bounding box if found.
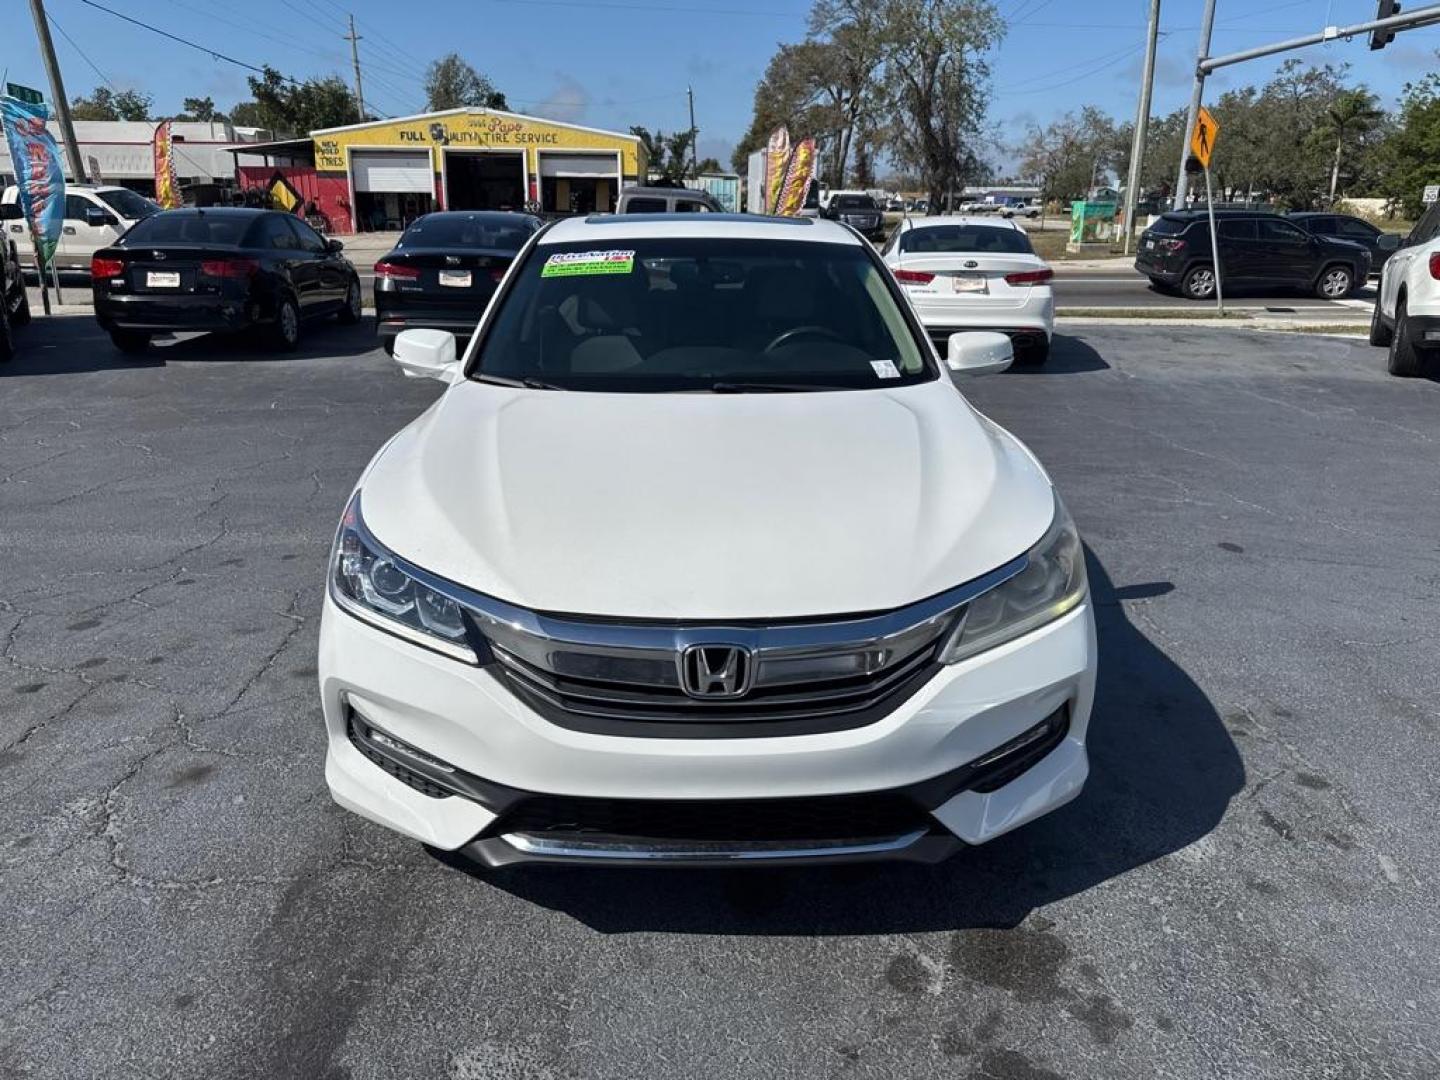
[882,216,1055,364]
[319,213,1096,868]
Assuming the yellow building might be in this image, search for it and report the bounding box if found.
[310,108,647,232]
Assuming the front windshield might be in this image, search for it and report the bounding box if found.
[469,238,932,392]
[836,196,876,210]
[98,188,160,220]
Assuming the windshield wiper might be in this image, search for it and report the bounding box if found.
[474,374,565,391]
[709,381,840,393]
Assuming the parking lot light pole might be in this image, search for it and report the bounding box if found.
[1172,0,1216,211]
[1122,0,1161,255]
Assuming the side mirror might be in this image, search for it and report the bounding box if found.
[946,331,1012,376]
[85,206,119,228]
[326,238,344,253]
[1378,233,1401,251]
[392,329,459,382]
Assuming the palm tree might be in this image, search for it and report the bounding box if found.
[1325,89,1383,204]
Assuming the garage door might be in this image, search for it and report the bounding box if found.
[538,154,617,178]
[351,151,432,193]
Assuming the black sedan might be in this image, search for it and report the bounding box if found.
[91,208,361,354]
[374,211,541,353]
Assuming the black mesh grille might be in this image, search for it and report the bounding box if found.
[492,791,929,844]
[348,719,453,799]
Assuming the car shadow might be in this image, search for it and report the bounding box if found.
[0,314,381,376]
[443,551,1243,934]
[1009,334,1109,375]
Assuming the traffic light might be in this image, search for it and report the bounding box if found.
[1370,0,1400,50]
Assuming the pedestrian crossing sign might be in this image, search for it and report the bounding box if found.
[1191,107,1219,170]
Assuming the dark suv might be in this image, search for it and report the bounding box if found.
[1288,211,1401,274]
[1136,210,1371,300]
[823,194,887,241]
[0,202,32,363]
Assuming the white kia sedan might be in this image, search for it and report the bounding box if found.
[882,216,1055,364]
[319,214,1096,868]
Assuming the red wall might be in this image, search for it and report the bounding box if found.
[236,165,354,235]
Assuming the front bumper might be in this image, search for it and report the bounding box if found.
[319,590,1096,865]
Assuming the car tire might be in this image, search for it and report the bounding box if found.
[11,285,31,327]
[1369,297,1393,347]
[336,278,362,325]
[1180,264,1216,300]
[109,329,151,355]
[0,300,12,364]
[1015,338,1050,365]
[1316,264,1354,300]
[1386,297,1427,378]
[268,295,301,351]
[381,337,396,357]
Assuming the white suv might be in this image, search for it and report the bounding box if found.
[1370,198,1440,377]
[319,215,1096,868]
[2,184,159,272]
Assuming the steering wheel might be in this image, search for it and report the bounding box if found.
[763,325,844,353]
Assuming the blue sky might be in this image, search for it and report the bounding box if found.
[6,0,1439,172]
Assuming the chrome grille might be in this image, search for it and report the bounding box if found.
[492,634,943,737]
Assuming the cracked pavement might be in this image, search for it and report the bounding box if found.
[1,319,1437,1079]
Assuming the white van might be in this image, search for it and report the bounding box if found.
[1,184,160,271]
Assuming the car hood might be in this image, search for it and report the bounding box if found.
[359,379,1055,620]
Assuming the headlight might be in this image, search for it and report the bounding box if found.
[938,493,1087,664]
[328,494,477,662]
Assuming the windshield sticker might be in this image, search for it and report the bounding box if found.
[541,250,636,278]
[870,360,901,379]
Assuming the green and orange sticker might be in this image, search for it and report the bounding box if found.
[541,250,636,278]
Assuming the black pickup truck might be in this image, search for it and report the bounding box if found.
[0,202,32,362]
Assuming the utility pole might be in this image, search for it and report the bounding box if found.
[1173,0,1217,210]
[1122,0,1161,254]
[26,0,87,183]
[686,85,698,180]
[344,14,366,121]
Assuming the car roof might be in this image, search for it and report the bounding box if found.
[620,186,714,198]
[538,213,861,246]
[1162,209,1279,220]
[896,215,1023,232]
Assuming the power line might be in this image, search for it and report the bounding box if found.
[45,9,114,89]
[998,39,1150,95]
[491,0,805,17]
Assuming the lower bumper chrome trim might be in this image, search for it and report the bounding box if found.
[498,828,931,862]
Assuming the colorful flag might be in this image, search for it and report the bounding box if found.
[0,95,65,267]
[765,127,791,215]
[153,121,181,209]
[774,138,817,217]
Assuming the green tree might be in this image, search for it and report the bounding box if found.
[239,67,361,135]
[173,96,224,123]
[815,0,1003,209]
[1324,88,1384,202]
[1377,63,1440,218]
[632,126,696,183]
[71,86,152,121]
[423,54,507,111]
[1018,107,1118,202]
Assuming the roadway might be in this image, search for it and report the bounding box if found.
[1052,265,1378,314]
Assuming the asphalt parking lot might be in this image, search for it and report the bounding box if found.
[2,318,1438,1079]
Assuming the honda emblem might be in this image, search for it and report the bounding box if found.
[679,644,753,699]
